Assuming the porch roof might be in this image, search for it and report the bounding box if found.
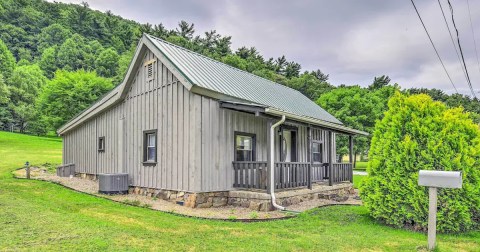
[219,101,369,136]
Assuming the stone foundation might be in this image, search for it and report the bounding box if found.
[228,183,354,211]
[128,183,355,211]
[75,173,354,211]
[128,187,229,208]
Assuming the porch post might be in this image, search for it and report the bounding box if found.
[328,131,334,186]
[349,135,353,164]
[266,119,272,194]
[349,135,354,183]
[307,126,312,189]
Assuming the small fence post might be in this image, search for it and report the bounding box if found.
[25,161,30,179]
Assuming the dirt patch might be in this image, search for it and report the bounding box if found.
[14,167,362,220]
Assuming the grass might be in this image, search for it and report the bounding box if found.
[354,161,368,171]
[0,131,479,251]
[353,175,366,189]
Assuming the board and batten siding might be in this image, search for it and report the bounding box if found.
[122,50,203,192]
[63,102,125,175]
[62,47,338,193]
[199,107,337,192]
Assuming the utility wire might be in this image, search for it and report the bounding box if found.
[437,0,469,86]
[466,0,480,80]
[410,0,459,93]
[447,0,477,98]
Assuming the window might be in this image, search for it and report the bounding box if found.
[235,132,256,161]
[98,137,105,152]
[312,141,323,163]
[143,130,157,164]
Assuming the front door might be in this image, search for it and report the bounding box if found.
[280,128,297,162]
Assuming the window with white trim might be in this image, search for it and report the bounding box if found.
[312,141,323,163]
[98,137,105,152]
[143,130,157,164]
[235,132,256,161]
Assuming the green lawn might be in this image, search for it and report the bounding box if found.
[353,175,366,189]
[354,161,368,171]
[0,131,478,251]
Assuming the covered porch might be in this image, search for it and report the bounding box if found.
[232,133,355,191]
[220,101,366,193]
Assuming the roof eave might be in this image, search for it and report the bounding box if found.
[265,107,369,136]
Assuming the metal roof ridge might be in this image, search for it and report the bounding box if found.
[144,33,310,97]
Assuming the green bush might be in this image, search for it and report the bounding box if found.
[361,92,480,233]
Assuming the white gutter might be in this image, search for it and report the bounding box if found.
[270,115,286,210]
[265,107,369,136]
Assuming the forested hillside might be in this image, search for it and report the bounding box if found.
[0,0,479,160]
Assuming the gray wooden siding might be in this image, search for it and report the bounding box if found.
[199,106,337,192]
[123,50,201,192]
[62,47,338,193]
[199,105,270,192]
[63,49,202,192]
[63,102,125,175]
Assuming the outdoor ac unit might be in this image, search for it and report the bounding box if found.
[98,173,129,195]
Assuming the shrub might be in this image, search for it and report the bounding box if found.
[360,92,480,233]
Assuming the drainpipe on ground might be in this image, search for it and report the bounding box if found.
[270,115,286,211]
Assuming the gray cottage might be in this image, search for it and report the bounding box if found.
[58,34,367,209]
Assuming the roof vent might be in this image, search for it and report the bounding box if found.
[98,173,129,194]
[145,60,155,80]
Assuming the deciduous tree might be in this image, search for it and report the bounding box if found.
[37,70,113,130]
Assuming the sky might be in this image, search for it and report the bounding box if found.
[48,0,480,95]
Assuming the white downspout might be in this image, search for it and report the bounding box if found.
[270,115,286,210]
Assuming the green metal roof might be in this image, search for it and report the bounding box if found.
[146,34,343,125]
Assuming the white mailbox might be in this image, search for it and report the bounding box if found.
[418,170,462,188]
[418,170,463,250]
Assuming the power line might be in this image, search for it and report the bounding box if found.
[447,0,477,98]
[466,0,480,77]
[437,0,469,86]
[410,0,459,93]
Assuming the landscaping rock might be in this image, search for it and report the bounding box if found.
[333,196,349,202]
[259,202,272,212]
[318,193,337,200]
[249,201,261,211]
[212,197,227,207]
[184,193,196,208]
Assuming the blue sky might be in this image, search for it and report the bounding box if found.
[49,0,480,95]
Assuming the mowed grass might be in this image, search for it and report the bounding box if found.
[353,175,366,189]
[354,161,368,171]
[0,131,479,251]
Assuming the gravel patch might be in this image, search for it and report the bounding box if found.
[14,167,362,220]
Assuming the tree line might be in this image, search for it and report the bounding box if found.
[1,0,479,160]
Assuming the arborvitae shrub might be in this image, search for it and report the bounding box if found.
[360,92,480,233]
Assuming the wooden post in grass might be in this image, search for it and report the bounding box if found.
[25,161,30,179]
